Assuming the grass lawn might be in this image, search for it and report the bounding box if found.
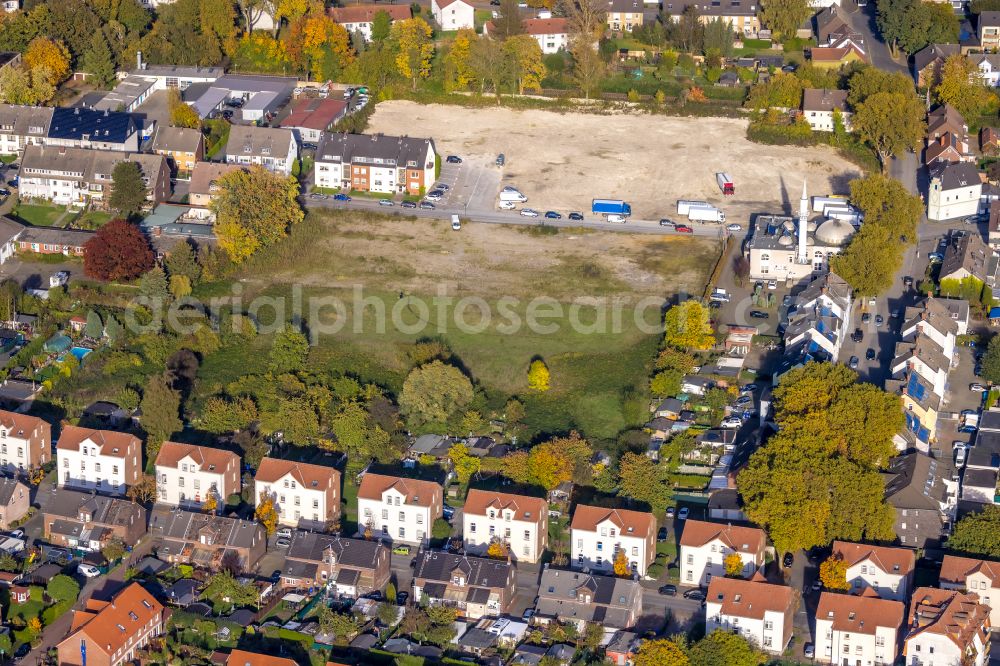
[74,210,113,230]
[12,202,66,227]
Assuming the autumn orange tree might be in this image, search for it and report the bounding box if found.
[286,12,353,80]
[255,492,279,536]
[486,537,509,559]
[724,552,744,577]
[613,549,630,577]
[203,494,218,513]
[23,37,70,86]
[127,475,157,504]
[819,555,850,591]
[499,431,593,490]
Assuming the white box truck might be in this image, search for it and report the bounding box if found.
[499,189,528,203]
[677,200,710,216]
[687,204,726,223]
[716,173,734,195]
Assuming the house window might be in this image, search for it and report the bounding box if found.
[398,527,405,538]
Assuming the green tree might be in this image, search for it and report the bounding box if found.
[877,0,958,55]
[848,173,923,244]
[109,161,148,219]
[617,452,673,513]
[758,0,811,40]
[981,335,1000,385]
[318,605,361,641]
[570,43,605,100]
[494,0,526,38]
[371,10,393,41]
[85,310,103,338]
[852,91,925,172]
[650,369,683,397]
[201,396,258,434]
[165,239,202,284]
[846,67,914,108]
[139,266,169,300]
[101,537,128,563]
[702,18,734,57]
[80,30,116,89]
[738,362,899,553]
[46,574,80,602]
[688,631,765,666]
[504,34,546,94]
[211,166,304,263]
[948,505,1000,557]
[934,54,998,119]
[831,225,902,296]
[202,570,259,609]
[664,300,715,351]
[140,374,182,458]
[168,88,201,129]
[399,361,474,430]
[432,517,452,540]
[448,443,481,485]
[269,324,309,373]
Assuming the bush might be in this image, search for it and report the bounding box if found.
[646,561,665,578]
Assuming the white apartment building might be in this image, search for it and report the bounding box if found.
[313,132,436,196]
[328,5,412,41]
[890,333,951,399]
[928,161,983,222]
[940,555,1000,629]
[679,519,767,587]
[904,588,992,666]
[815,590,905,666]
[56,426,142,496]
[432,0,475,30]
[0,410,50,474]
[900,298,961,358]
[484,18,570,54]
[462,489,548,563]
[832,541,916,602]
[224,125,297,177]
[356,473,443,546]
[253,457,340,530]
[154,441,241,510]
[802,88,853,133]
[570,504,655,577]
[0,105,52,155]
[705,574,794,655]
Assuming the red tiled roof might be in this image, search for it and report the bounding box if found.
[357,473,442,508]
[817,590,905,635]
[155,441,239,472]
[59,583,163,659]
[463,489,547,522]
[679,519,766,554]
[280,98,347,132]
[707,576,793,620]
[56,425,139,458]
[328,4,411,23]
[255,457,339,491]
[226,650,299,666]
[940,555,1000,587]
[0,411,48,439]
[523,17,569,35]
[832,541,915,576]
[571,504,654,538]
[907,587,991,650]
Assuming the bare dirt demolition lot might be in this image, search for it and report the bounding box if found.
[367,101,863,222]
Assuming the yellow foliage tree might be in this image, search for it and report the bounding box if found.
[664,300,715,351]
[527,359,550,392]
[613,549,630,577]
[27,617,41,634]
[287,14,353,80]
[255,492,279,536]
[168,89,201,129]
[634,639,689,666]
[445,29,477,91]
[486,537,509,559]
[819,555,850,591]
[24,37,70,86]
[723,552,744,577]
[391,18,434,90]
[28,467,44,486]
[202,494,218,513]
[504,34,546,94]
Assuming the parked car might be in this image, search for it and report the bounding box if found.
[522,608,535,622]
[434,183,450,191]
[875,314,884,327]
[0,188,10,197]
[270,569,282,582]
[568,212,584,220]
[451,215,461,231]
[677,507,690,520]
[499,200,516,210]
[903,276,913,287]
[659,219,675,228]
[275,537,291,548]
[928,252,944,263]
[683,589,706,601]
[442,504,455,519]
[520,208,539,218]
[665,507,676,518]
[333,193,351,201]
[657,527,668,542]
[767,279,777,290]
[378,199,394,207]
[721,416,743,429]
[749,310,769,319]
[861,312,871,324]
[658,584,677,596]
[401,201,417,209]
[419,201,435,210]
[971,383,987,392]
[446,155,462,164]
[302,142,318,150]
[425,190,445,201]
[78,563,101,578]
[675,224,693,233]
[8,529,23,540]
[544,211,561,219]
[392,545,411,555]
[308,193,327,200]
[851,328,863,343]
[804,643,815,659]
[741,383,758,394]
[849,356,859,369]
[811,579,822,591]
[725,223,742,232]
[783,552,794,568]
[496,153,505,166]
[396,591,409,606]
[866,348,876,360]
[959,425,979,434]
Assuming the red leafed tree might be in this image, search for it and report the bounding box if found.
[84,219,155,281]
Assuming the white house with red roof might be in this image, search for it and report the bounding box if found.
[679,519,767,587]
[357,473,443,546]
[432,0,475,30]
[940,555,1000,628]
[705,573,795,655]
[831,540,916,602]
[904,588,992,666]
[570,504,655,576]
[815,588,905,666]
[484,17,571,54]
[56,426,142,496]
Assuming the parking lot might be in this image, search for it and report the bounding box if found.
[431,155,502,214]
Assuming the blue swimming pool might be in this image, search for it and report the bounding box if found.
[69,347,92,362]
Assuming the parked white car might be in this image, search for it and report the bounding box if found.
[78,563,101,578]
[720,416,743,429]
[520,208,539,218]
[499,200,516,210]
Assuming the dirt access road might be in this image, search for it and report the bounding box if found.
[367,101,862,223]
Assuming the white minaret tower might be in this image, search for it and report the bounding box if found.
[798,180,808,264]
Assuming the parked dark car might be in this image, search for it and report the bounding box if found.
[401,201,417,209]
[783,552,794,568]
[749,310,769,319]
[849,356,859,370]
[851,328,863,343]
[683,589,706,601]
[903,276,913,287]
[333,193,351,201]
[866,348,876,360]
[544,211,561,219]
[446,155,462,164]
[568,212,584,220]
[496,153,505,166]
[419,201,435,210]
[658,584,677,596]
[442,504,455,519]
[657,527,668,542]
[396,591,409,606]
[659,219,675,227]
[861,312,871,324]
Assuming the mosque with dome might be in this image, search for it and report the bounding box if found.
[745,183,858,283]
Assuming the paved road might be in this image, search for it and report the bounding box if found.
[303,196,728,238]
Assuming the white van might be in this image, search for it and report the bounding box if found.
[607,214,627,223]
[451,214,461,230]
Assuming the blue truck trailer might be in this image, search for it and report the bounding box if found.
[592,199,632,216]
